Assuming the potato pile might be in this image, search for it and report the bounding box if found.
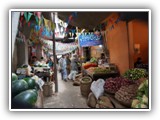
[115,84,138,107]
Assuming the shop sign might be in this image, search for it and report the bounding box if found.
[79,33,103,47]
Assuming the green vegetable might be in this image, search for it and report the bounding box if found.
[12,79,28,98]
[94,67,111,74]
[23,77,36,89]
[12,73,18,81]
[12,89,38,108]
[90,57,97,63]
[81,77,92,83]
[137,91,143,97]
[138,80,149,97]
[142,95,148,105]
[131,99,140,108]
[131,79,149,108]
[123,68,147,81]
[135,103,148,108]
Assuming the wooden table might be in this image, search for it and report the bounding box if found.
[85,70,119,81]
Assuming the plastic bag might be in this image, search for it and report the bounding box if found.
[90,79,105,99]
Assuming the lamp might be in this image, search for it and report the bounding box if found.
[134,44,140,54]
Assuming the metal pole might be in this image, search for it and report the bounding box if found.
[51,12,58,92]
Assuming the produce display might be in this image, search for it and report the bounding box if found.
[131,79,149,108]
[12,79,28,98]
[11,73,39,108]
[12,73,18,81]
[87,67,111,74]
[123,68,147,81]
[93,67,111,74]
[12,89,38,108]
[104,77,134,94]
[90,57,97,63]
[82,62,98,69]
[23,77,36,89]
[81,77,92,83]
[115,84,138,107]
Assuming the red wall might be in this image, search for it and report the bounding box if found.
[128,20,148,66]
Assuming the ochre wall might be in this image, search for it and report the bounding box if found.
[105,13,130,75]
[128,20,148,65]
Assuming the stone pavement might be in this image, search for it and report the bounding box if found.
[43,72,89,108]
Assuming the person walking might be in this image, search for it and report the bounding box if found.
[68,54,78,81]
[60,55,68,82]
[66,54,71,76]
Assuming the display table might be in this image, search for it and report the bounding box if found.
[83,67,119,81]
[82,63,120,80]
[87,71,119,81]
[33,67,53,82]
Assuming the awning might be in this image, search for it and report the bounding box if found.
[58,12,112,30]
[58,12,148,30]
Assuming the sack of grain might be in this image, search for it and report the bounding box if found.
[87,92,97,108]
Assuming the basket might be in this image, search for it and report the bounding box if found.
[42,82,53,97]
[80,77,92,97]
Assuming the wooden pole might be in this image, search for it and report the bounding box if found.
[51,12,58,92]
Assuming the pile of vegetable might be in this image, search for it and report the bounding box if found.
[104,77,134,94]
[81,77,92,83]
[115,84,138,107]
[131,79,149,108]
[123,68,147,81]
[11,73,38,108]
[93,67,111,74]
[12,73,18,81]
[90,57,97,63]
[82,62,97,69]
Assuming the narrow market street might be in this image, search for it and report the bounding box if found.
[11,10,149,110]
[43,71,89,108]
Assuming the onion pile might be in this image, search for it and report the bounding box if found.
[115,84,138,107]
[104,77,134,94]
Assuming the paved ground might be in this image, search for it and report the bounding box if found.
[43,72,89,108]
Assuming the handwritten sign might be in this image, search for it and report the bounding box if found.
[79,33,103,47]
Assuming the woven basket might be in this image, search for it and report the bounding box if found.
[80,77,92,97]
[42,82,53,97]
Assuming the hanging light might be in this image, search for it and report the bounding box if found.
[99,45,103,48]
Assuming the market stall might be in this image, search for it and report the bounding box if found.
[11,11,149,109]
[85,68,149,108]
[11,73,44,108]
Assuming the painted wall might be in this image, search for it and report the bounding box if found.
[17,41,28,67]
[128,20,148,66]
[11,12,20,72]
[105,13,129,75]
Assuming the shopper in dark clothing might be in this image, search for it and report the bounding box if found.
[134,57,143,68]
